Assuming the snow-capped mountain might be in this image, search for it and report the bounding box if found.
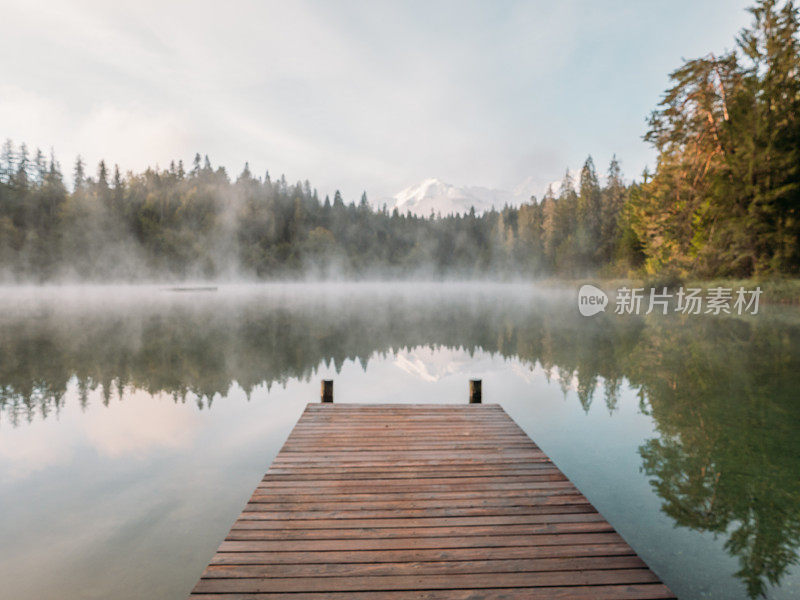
[386,172,596,217]
[391,179,510,217]
[390,178,531,217]
[391,346,537,383]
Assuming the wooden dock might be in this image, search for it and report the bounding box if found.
[190,403,675,599]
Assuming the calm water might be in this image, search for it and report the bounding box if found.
[0,283,798,600]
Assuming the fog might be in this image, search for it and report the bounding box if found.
[0,281,575,425]
[2,280,800,600]
[0,150,545,284]
[0,144,636,284]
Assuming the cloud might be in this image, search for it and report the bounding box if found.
[75,106,192,172]
[82,389,200,458]
[0,85,190,176]
[0,0,753,198]
[0,415,73,481]
[0,386,200,481]
[0,85,66,150]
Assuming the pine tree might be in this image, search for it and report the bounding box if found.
[73,156,86,191]
[192,153,202,176]
[97,160,109,190]
[577,156,602,269]
[237,162,253,183]
[0,140,13,184]
[600,156,626,264]
[33,148,47,185]
[637,0,800,276]
[14,144,29,191]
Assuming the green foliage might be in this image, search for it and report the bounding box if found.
[1,289,798,597]
[0,2,796,281]
[0,142,636,280]
[634,0,800,278]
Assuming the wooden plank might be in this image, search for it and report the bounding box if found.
[237,506,595,521]
[232,512,604,528]
[238,502,595,519]
[202,555,647,578]
[189,404,674,599]
[257,474,569,487]
[242,495,591,512]
[190,585,676,599]
[207,541,637,565]
[192,569,660,593]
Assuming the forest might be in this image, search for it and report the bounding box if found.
[0,0,798,281]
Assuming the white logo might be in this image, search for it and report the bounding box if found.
[578,284,608,317]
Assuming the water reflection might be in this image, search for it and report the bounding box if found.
[0,283,798,598]
[632,318,800,599]
[0,284,640,423]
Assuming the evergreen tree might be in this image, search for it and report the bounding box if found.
[637,0,800,276]
[577,156,602,269]
[97,160,109,190]
[600,156,626,264]
[73,156,85,191]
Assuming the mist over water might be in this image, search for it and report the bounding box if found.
[1,283,799,599]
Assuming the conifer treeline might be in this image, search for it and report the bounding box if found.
[638,0,800,277]
[0,0,797,281]
[0,148,642,279]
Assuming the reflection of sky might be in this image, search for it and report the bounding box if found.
[0,377,307,599]
[0,387,201,480]
[1,346,798,600]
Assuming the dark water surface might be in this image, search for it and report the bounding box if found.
[0,283,798,599]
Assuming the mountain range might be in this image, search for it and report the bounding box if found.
[385,175,573,217]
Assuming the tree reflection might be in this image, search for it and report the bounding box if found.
[0,287,798,597]
[632,317,800,598]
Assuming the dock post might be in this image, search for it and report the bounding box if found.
[469,379,482,403]
[321,379,333,403]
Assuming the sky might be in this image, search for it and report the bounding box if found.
[0,0,753,203]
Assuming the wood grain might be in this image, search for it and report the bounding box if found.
[189,403,674,599]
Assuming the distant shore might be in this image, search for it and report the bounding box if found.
[2,276,799,305]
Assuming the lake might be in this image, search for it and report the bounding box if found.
[0,283,798,599]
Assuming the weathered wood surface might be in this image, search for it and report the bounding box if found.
[190,403,674,599]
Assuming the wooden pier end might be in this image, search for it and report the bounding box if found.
[190,403,674,599]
